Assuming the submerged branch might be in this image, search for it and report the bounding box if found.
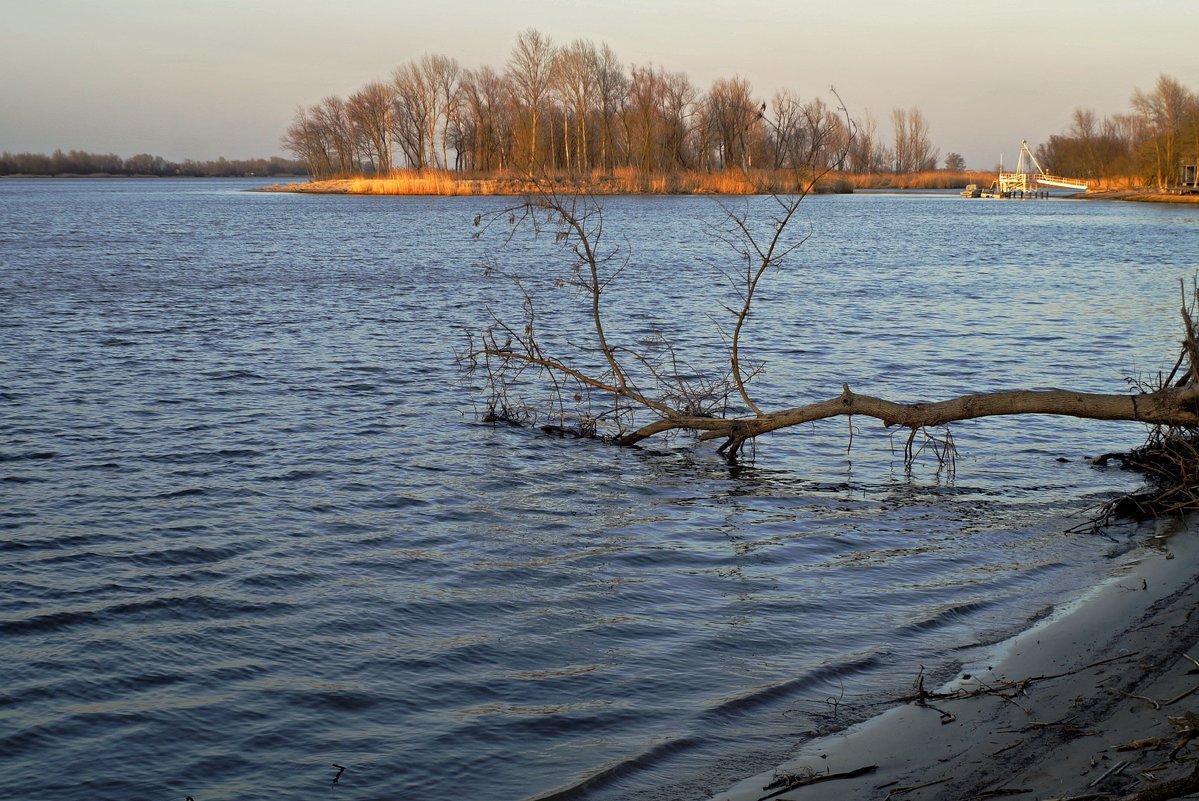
[615,383,1199,447]
[463,108,1199,519]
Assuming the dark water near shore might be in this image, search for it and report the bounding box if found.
[2,179,1198,801]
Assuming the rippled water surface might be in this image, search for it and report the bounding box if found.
[3,179,1198,801]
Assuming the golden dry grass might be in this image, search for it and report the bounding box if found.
[279,167,855,197]
[346,170,497,196]
[279,167,1181,197]
[263,168,1199,204]
[843,170,994,190]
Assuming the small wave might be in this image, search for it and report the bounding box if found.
[258,468,326,482]
[900,598,996,634]
[236,571,320,591]
[103,593,294,621]
[700,652,885,721]
[0,609,103,636]
[525,736,704,801]
[203,368,265,381]
[208,662,269,682]
[125,544,244,568]
[511,654,887,801]
[157,522,215,535]
[156,487,208,499]
[365,494,430,510]
[0,724,62,759]
[0,450,57,463]
[306,689,379,712]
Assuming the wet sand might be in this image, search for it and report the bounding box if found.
[1074,189,1199,204]
[711,519,1199,801]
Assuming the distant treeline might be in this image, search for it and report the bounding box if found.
[1036,75,1196,189]
[283,28,952,181]
[0,149,308,177]
[283,25,1197,192]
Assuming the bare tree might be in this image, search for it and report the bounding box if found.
[423,54,462,170]
[943,152,966,172]
[1132,74,1195,189]
[768,89,804,170]
[552,39,600,172]
[703,76,760,170]
[389,54,462,170]
[347,82,395,174]
[661,70,699,170]
[462,98,1199,521]
[847,109,881,173]
[464,98,856,451]
[506,28,556,170]
[798,97,850,170]
[392,61,432,168]
[623,65,667,171]
[459,66,511,172]
[311,96,357,176]
[282,104,335,179]
[890,106,938,173]
[593,43,627,171]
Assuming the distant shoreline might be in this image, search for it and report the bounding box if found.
[0,173,307,180]
[257,174,1199,203]
[252,173,851,197]
[7,172,1195,203]
[1072,188,1199,204]
[253,168,992,198]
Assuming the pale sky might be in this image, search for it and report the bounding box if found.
[3,0,1196,170]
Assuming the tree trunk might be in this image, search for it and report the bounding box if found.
[615,383,1199,448]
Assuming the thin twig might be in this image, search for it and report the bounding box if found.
[1087,760,1129,788]
[1162,683,1199,706]
[1118,689,1163,711]
[883,777,950,800]
[757,764,878,800]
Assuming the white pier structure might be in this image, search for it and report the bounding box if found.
[996,140,1088,196]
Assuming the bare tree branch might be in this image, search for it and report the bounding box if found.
[462,104,1199,522]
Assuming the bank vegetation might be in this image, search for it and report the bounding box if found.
[264,166,1000,197]
[281,28,944,184]
[280,29,1198,196]
[0,150,305,178]
[1037,74,1199,191]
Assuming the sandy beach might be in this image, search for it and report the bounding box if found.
[1073,189,1199,205]
[710,518,1199,801]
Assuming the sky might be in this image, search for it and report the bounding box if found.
[3,0,1197,171]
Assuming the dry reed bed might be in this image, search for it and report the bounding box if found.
[265,169,1196,201]
[276,168,855,196]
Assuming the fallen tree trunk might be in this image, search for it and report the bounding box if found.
[463,154,1199,520]
[615,383,1199,449]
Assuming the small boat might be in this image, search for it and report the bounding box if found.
[960,184,981,198]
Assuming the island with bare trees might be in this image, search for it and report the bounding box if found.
[272,29,1198,199]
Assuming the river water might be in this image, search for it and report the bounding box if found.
[2,179,1197,801]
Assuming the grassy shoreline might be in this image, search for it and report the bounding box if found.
[1073,187,1199,204]
[255,168,992,197]
[258,169,1199,203]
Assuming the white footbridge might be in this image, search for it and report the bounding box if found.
[996,140,1088,196]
